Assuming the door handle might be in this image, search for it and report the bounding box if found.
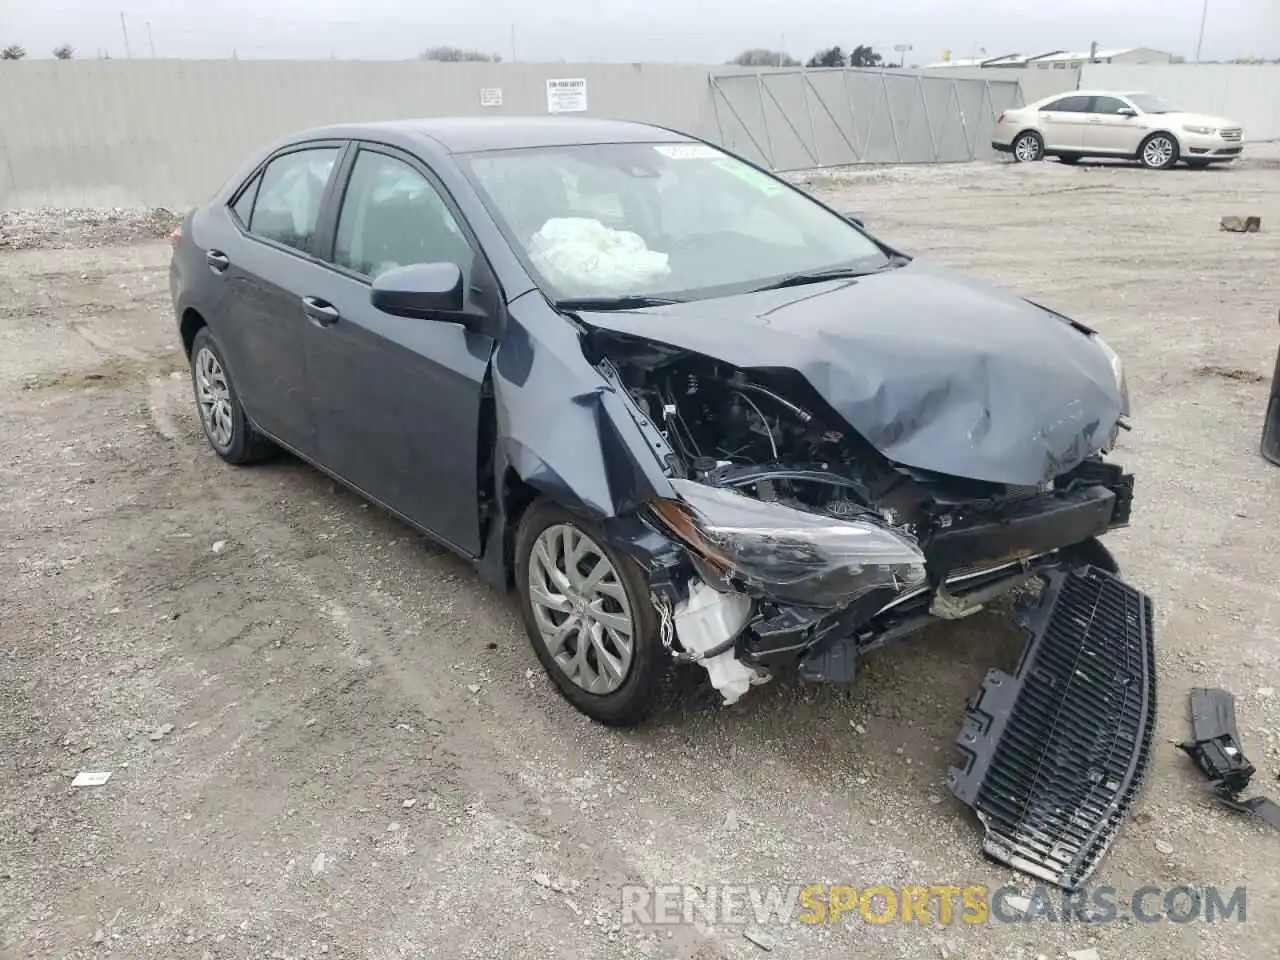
[206,249,230,273]
[301,296,340,327]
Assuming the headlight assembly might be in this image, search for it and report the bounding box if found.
[1183,125,1215,135]
[649,479,926,609]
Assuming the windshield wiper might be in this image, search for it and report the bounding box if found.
[751,256,910,293]
[553,294,685,311]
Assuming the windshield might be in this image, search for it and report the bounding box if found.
[1127,93,1179,114]
[457,141,891,304]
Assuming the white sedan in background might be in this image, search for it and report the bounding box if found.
[992,90,1244,169]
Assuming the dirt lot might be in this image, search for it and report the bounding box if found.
[3,154,1280,960]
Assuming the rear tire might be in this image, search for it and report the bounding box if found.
[1139,133,1178,170]
[514,499,667,727]
[1012,131,1044,163]
[189,327,276,465]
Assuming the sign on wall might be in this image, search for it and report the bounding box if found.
[479,88,503,107]
[546,78,588,113]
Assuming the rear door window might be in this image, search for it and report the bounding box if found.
[246,147,340,254]
[1042,96,1091,113]
[231,173,260,226]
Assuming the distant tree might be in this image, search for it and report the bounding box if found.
[422,45,501,63]
[805,46,846,68]
[1,44,27,60]
[730,48,799,67]
[848,44,884,68]
[53,44,73,60]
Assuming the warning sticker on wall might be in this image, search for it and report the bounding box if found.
[479,88,503,107]
[546,78,588,114]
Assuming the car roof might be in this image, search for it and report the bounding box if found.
[1029,89,1153,103]
[287,116,692,153]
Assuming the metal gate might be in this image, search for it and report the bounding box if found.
[709,68,1023,171]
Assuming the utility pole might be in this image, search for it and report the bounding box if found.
[120,11,132,58]
[510,24,516,62]
[1196,0,1209,61]
[146,21,156,57]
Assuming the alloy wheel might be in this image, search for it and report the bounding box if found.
[1014,134,1041,162]
[194,346,234,449]
[1142,135,1175,168]
[527,523,635,695]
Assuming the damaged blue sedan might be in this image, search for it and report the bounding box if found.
[171,117,1156,889]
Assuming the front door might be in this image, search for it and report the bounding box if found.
[302,146,495,555]
[1081,96,1147,155]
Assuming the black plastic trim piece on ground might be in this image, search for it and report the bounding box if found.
[1178,687,1280,830]
[948,565,1157,890]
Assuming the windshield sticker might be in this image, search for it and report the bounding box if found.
[652,144,722,160]
[711,159,784,196]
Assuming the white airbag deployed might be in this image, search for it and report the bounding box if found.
[529,217,670,291]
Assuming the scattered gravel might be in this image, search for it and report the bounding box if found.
[0,206,182,250]
[3,158,1279,958]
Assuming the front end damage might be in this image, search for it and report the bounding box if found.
[585,327,1155,887]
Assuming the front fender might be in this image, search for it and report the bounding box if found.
[492,293,676,516]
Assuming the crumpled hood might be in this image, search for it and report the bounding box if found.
[578,261,1124,486]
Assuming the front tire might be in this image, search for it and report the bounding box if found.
[1139,133,1178,170]
[515,499,666,727]
[1012,131,1044,163]
[189,327,276,464]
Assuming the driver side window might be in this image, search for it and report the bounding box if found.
[1091,96,1133,115]
[333,150,474,286]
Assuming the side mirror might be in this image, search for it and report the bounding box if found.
[842,212,866,229]
[1117,107,1137,117]
[370,262,465,319]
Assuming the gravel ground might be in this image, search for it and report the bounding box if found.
[2,154,1279,960]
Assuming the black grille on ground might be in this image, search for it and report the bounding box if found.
[948,566,1156,890]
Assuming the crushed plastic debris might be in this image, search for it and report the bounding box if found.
[743,928,776,951]
[1220,215,1261,233]
[71,771,112,787]
[1177,687,1280,829]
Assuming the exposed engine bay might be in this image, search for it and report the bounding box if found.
[615,342,931,525]
[590,330,1152,891]
[589,330,1136,685]
[597,332,1132,576]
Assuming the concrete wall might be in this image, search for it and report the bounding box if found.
[1080,63,1280,141]
[0,60,720,209]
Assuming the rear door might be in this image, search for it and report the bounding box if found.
[217,143,345,456]
[1081,95,1146,154]
[300,144,498,555]
[1037,95,1092,151]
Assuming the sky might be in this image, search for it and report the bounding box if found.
[2,0,1276,63]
